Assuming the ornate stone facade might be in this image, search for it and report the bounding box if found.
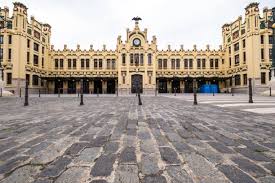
[0,2,274,94]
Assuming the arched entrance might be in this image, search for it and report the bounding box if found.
[131,74,143,93]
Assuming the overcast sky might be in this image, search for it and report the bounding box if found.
[2,0,275,50]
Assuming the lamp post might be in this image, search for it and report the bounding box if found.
[80,78,84,105]
[231,75,234,96]
[193,78,198,105]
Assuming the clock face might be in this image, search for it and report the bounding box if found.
[133,38,141,46]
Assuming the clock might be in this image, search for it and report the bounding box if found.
[133,38,141,47]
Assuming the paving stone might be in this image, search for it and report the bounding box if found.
[140,140,156,154]
[72,147,101,165]
[165,132,182,142]
[258,176,275,183]
[114,164,139,183]
[208,141,235,154]
[237,139,268,152]
[90,154,116,177]
[159,147,180,164]
[103,142,119,154]
[218,165,257,183]
[143,175,167,183]
[263,163,275,175]
[55,167,90,183]
[172,141,195,153]
[0,156,29,175]
[25,141,52,155]
[140,154,160,175]
[166,166,194,183]
[0,165,41,183]
[64,142,90,156]
[195,147,224,165]
[183,153,230,183]
[39,156,72,178]
[90,136,110,147]
[235,148,271,162]
[0,149,18,161]
[33,179,53,183]
[231,157,267,177]
[90,180,108,183]
[120,147,136,163]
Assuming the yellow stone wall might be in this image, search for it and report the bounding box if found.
[0,2,273,94]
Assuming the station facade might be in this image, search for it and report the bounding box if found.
[0,2,274,94]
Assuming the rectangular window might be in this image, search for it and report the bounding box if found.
[228,46,231,54]
[202,59,206,69]
[184,59,188,69]
[269,35,273,44]
[112,59,116,69]
[99,59,103,68]
[8,49,12,60]
[130,54,134,65]
[176,59,180,69]
[158,59,162,69]
[42,57,44,68]
[73,59,77,69]
[122,54,126,65]
[134,54,139,66]
[261,35,264,44]
[0,48,3,60]
[148,54,152,66]
[163,59,167,69]
[242,39,246,48]
[27,52,30,64]
[86,59,90,68]
[261,72,266,84]
[229,57,232,67]
[81,59,85,69]
[235,55,240,65]
[269,49,273,60]
[94,59,98,69]
[215,59,219,69]
[235,75,241,86]
[60,59,64,69]
[68,59,72,69]
[197,59,201,69]
[33,55,39,66]
[34,30,41,40]
[32,75,39,86]
[0,35,3,44]
[243,52,246,64]
[107,59,111,69]
[234,43,239,52]
[8,35,12,44]
[210,59,214,68]
[27,39,30,48]
[261,49,264,60]
[243,74,247,85]
[171,59,175,69]
[7,73,12,85]
[140,54,144,65]
[55,59,58,69]
[189,59,193,69]
[34,42,39,52]
[42,47,45,54]
[123,76,125,84]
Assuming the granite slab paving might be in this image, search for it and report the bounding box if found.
[0,96,274,183]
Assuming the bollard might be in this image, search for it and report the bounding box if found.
[97,88,99,97]
[174,88,176,96]
[78,90,80,98]
[232,89,234,96]
[155,88,157,96]
[0,88,2,97]
[19,88,21,98]
[38,89,40,98]
[138,87,142,105]
[270,87,272,97]
[80,79,84,105]
[116,88,118,97]
[248,78,253,103]
[58,88,60,98]
[24,80,29,106]
[193,79,198,105]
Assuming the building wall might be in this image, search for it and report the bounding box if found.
[0,2,273,94]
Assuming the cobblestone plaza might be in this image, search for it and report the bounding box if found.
[0,95,275,183]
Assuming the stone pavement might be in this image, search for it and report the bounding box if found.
[0,96,274,183]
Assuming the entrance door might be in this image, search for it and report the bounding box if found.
[158,79,167,93]
[94,80,102,94]
[68,80,76,94]
[107,80,116,94]
[172,80,180,93]
[184,79,193,93]
[131,75,143,93]
[83,80,89,94]
[54,80,63,94]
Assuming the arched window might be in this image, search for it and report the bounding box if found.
[122,54,126,65]
[140,54,144,65]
